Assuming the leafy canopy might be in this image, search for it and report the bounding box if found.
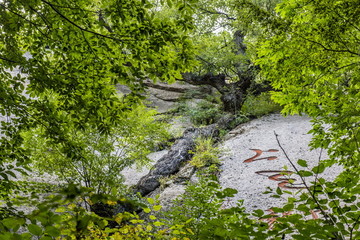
[248,0,360,169]
[0,0,197,194]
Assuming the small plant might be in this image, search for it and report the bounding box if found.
[161,171,265,239]
[158,175,177,190]
[187,100,222,126]
[189,137,221,169]
[242,92,282,117]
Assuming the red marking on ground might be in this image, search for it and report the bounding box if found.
[256,170,305,189]
[262,209,320,228]
[243,149,279,163]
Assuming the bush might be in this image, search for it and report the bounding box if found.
[242,92,282,117]
[187,100,222,126]
[189,137,221,169]
[21,105,170,196]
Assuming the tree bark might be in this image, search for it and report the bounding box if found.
[180,30,263,113]
[181,68,257,114]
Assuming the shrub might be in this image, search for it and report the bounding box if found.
[242,92,282,117]
[189,137,221,169]
[187,100,222,126]
[21,105,169,196]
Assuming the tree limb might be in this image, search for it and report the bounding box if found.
[40,0,128,42]
[198,7,236,21]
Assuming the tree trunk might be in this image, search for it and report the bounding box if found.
[181,69,257,114]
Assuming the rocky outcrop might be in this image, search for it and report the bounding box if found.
[133,115,235,196]
[117,80,213,113]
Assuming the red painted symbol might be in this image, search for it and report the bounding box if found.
[256,170,305,189]
[261,209,293,229]
[243,149,279,163]
[262,209,320,228]
[310,209,320,219]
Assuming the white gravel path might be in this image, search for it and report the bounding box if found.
[219,114,342,212]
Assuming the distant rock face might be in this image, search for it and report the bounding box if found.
[116,80,212,113]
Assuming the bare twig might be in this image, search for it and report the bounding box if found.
[274,131,342,237]
[40,0,129,42]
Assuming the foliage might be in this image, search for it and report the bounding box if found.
[248,0,360,170]
[162,170,269,239]
[21,105,169,195]
[1,0,359,239]
[194,31,247,79]
[241,92,282,117]
[0,185,194,240]
[185,100,222,126]
[255,145,360,239]
[0,0,197,201]
[232,0,360,238]
[189,137,221,168]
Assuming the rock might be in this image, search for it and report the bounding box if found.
[133,115,236,196]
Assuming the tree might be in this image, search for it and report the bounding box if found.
[231,1,360,238]
[0,0,197,216]
[240,0,360,170]
[21,106,169,196]
[178,0,275,113]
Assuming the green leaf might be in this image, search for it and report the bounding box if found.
[222,188,238,197]
[297,159,308,167]
[45,226,60,237]
[147,198,155,205]
[153,205,162,211]
[2,218,19,230]
[153,221,164,226]
[312,163,325,174]
[298,170,313,177]
[283,203,294,212]
[28,224,43,236]
[39,236,52,240]
[253,209,264,217]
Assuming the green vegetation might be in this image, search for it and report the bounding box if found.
[161,172,266,239]
[241,92,282,117]
[0,0,359,239]
[189,137,221,168]
[185,100,222,126]
[22,105,169,195]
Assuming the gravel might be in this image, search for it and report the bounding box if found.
[219,113,342,212]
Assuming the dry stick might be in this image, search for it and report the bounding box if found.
[312,148,323,198]
[40,0,128,42]
[273,131,344,239]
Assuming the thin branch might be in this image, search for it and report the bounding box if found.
[350,215,360,240]
[198,7,236,21]
[28,5,52,32]
[0,3,42,27]
[0,56,19,64]
[335,62,360,71]
[39,0,128,42]
[311,148,323,199]
[297,35,360,56]
[1,3,50,38]
[274,132,338,227]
